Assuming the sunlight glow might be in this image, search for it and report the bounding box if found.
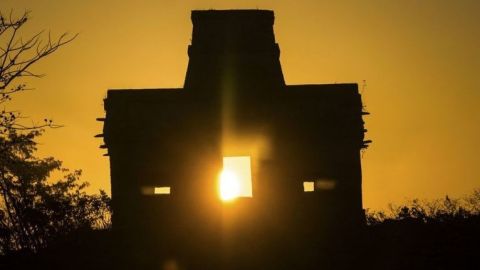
[303,182,314,192]
[219,156,252,201]
[154,187,171,195]
[219,170,240,201]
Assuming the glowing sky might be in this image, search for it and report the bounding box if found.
[3,0,480,209]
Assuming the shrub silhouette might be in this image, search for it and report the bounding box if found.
[363,190,480,270]
[366,190,480,225]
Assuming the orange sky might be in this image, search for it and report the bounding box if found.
[3,0,480,210]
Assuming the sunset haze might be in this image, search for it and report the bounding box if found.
[3,0,480,210]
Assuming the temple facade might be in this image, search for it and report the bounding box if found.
[101,9,369,269]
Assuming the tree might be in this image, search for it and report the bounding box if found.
[0,130,111,253]
[0,10,110,255]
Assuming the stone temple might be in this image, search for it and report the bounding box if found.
[100,9,369,269]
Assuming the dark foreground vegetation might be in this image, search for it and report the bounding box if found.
[0,9,111,269]
[363,192,480,270]
[0,191,478,270]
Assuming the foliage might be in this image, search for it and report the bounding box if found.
[365,189,480,225]
[0,10,110,255]
[0,130,111,254]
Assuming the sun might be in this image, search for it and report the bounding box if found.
[218,156,253,201]
[219,169,241,201]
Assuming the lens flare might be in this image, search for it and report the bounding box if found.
[219,169,240,201]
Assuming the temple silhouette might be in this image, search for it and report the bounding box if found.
[101,9,369,269]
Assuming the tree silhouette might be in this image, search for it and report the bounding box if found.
[0,10,110,255]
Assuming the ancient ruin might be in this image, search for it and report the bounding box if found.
[101,9,369,269]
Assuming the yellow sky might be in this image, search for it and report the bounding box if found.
[3,0,480,209]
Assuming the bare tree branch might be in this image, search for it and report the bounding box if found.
[0,10,77,131]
